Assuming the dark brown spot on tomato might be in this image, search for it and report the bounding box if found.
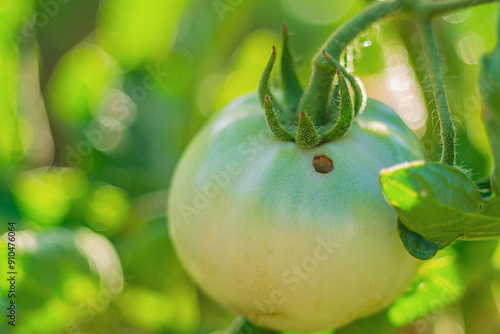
[313,154,334,174]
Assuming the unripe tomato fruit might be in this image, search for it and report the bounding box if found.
[169,94,425,331]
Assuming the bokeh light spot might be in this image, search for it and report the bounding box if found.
[457,35,486,65]
[281,0,354,25]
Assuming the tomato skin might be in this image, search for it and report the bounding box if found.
[169,94,425,331]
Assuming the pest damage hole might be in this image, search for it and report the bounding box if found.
[313,154,334,174]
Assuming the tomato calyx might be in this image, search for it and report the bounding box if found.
[258,24,367,149]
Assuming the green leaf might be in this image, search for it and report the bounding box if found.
[334,310,394,334]
[481,198,500,217]
[397,219,438,260]
[379,162,499,254]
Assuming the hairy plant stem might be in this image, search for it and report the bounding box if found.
[397,19,440,161]
[417,19,456,166]
[414,0,498,17]
[298,0,402,123]
[298,0,498,125]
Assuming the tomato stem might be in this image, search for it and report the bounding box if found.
[296,0,496,147]
[281,23,303,118]
[417,19,456,166]
[298,0,403,121]
[414,0,498,18]
[259,0,497,149]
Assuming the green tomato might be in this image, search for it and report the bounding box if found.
[168,94,425,331]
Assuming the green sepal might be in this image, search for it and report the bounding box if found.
[281,24,303,116]
[263,95,294,141]
[325,83,341,124]
[321,66,354,141]
[296,111,320,148]
[322,50,367,116]
[351,75,367,116]
[258,46,283,112]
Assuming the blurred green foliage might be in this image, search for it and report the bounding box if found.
[0,0,500,333]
